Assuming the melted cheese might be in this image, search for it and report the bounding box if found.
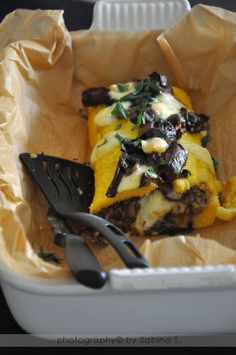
[109,82,135,100]
[141,137,168,154]
[88,83,225,232]
[172,141,222,229]
[135,140,222,232]
[135,190,175,232]
[118,165,150,193]
[152,92,185,119]
[95,101,131,127]
[90,131,121,166]
[173,142,216,195]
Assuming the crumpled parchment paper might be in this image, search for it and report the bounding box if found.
[0,5,236,278]
[141,235,236,267]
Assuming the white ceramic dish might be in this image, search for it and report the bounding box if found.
[2,261,236,336]
[90,0,191,30]
[2,0,236,337]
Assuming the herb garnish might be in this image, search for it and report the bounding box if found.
[131,103,148,130]
[135,76,161,95]
[97,138,108,148]
[117,83,128,92]
[120,91,151,103]
[114,123,122,131]
[185,170,192,176]
[119,75,162,131]
[107,135,187,197]
[132,138,142,147]
[136,103,148,126]
[38,246,62,264]
[201,134,210,147]
[158,157,167,166]
[111,101,128,119]
[145,167,158,178]
[119,76,160,103]
[115,132,125,145]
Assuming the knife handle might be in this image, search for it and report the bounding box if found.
[56,232,107,289]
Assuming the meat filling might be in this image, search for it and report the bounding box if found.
[98,197,140,233]
[98,186,207,235]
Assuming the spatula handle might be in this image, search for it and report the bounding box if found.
[65,212,150,269]
[56,232,107,289]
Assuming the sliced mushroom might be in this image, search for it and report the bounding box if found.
[180,107,209,133]
[82,87,114,106]
[160,142,188,182]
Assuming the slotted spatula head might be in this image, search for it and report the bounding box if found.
[20,153,94,215]
[20,152,150,269]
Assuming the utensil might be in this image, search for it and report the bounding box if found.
[20,153,150,269]
[47,208,107,289]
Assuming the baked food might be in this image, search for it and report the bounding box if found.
[82,72,231,235]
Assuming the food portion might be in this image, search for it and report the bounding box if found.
[82,72,233,236]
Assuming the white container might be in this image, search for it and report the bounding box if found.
[2,262,236,336]
[2,0,236,337]
[91,0,191,31]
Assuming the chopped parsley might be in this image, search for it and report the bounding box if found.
[158,157,167,166]
[120,91,150,102]
[97,138,108,148]
[111,101,128,119]
[131,102,148,130]
[135,79,145,94]
[137,103,148,126]
[119,75,161,102]
[180,169,192,178]
[150,82,161,94]
[38,246,62,264]
[119,75,162,131]
[145,167,158,178]
[133,138,142,147]
[135,76,160,95]
[185,169,192,176]
[115,132,124,145]
[117,83,129,92]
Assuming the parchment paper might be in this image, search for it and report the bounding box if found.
[0,5,236,278]
[141,235,236,267]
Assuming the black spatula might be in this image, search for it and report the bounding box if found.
[20,153,149,270]
[47,208,107,289]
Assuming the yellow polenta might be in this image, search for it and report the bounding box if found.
[86,80,236,231]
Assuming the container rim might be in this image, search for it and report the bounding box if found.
[1,259,236,295]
